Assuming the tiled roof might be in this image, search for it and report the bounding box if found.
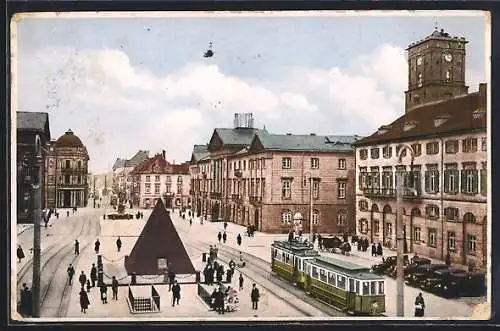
[354,89,486,147]
[112,159,126,171]
[113,150,150,171]
[125,198,196,275]
[17,112,51,138]
[130,155,189,175]
[253,133,358,152]
[190,144,209,162]
[214,127,267,146]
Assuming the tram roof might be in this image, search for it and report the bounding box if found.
[272,240,319,254]
[309,256,384,280]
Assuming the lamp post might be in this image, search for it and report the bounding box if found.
[31,135,43,317]
[396,144,415,317]
[304,171,314,242]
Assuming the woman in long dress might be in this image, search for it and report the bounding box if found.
[79,289,90,313]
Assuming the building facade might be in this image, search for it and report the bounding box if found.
[130,152,190,209]
[354,28,487,270]
[16,112,51,223]
[112,150,149,205]
[45,129,90,208]
[190,113,358,234]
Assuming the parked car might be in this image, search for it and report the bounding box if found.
[388,257,431,278]
[431,270,486,298]
[420,267,465,294]
[371,255,409,275]
[405,264,450,288]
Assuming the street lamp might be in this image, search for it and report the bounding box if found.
[395,144,415,317]
[304,171,314,242]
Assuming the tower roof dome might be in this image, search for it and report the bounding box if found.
[55,129,84,148]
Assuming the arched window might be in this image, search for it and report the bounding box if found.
[411,207,421,217]
[312,209,320,225]
[281,210,292,224]
[358,200,368,211]
[371,204,379,213]
[383,205,392,214]
[359,218,368,234]
[463,212,476,223]
[337,209,347,226]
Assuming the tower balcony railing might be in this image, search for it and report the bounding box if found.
[362,187,421,200]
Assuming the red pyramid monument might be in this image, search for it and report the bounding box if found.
[124,198,196,275]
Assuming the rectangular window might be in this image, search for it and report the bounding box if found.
[463,138,478,153]
[480,169,487,196]
[338,182,346,199]
[481,137,487,151]
[313,179,320,199]
[370,148,380,159]
[413,227,421,242]
[338,158,346,169]
[383,146,392,158]
[396,145,407,157]
[373,220,380,235]
[362,282,370,295]
[154,183,160,194]
[328,272,336,286]
[282,157,291,169]
[282,179,291,199]
[467,234,477,254]
[428,228,437,247]
[359,149,368,160]
[337,275,346,290]
[386,223,393,237]
[411,143,422,156]
[448,232,456,250]
[444,169,459,194]
[444,207,459,221]
[461,169,479,194]
[166,184,171,193]
[145,183,151,194]
[426,142,439,155]
[311,158,319,169]
[426,205,440,219]
[155,175,160,182]
[445,140,459,154]
[425,169,440,193]
[65,160,71,168]
[146,175,151,182]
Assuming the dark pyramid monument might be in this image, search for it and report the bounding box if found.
[124,198,196,275]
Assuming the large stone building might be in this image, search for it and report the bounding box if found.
[130,151,190,209]
[16,112,51,223]
[190,113,359,234]
[45,129,90,208]
[112,150,150,204]
[353,28,487,270]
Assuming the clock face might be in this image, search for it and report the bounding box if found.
[444,53,453,62]
[417,57,423,65]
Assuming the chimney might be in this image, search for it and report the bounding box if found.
[162,150,166,159]
[310,133,316,136]
[478,83,487,111]
[286,133,292,136]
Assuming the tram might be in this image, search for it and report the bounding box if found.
[271,240,386,315]
[271,240,319,287]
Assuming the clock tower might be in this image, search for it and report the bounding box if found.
[405,28,469,113]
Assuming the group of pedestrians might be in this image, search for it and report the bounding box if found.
[371,243,384,257]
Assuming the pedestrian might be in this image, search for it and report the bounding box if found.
[214,245,218,258]
[17,245,25,263]
[90,263,97,287]
[377,242,383,256]
[312,232,317,244]
[251,283,260,310]
[239,273,244,291]
[100,283,108,304]
[67,211,70,217]
[67,264,75,284]
[222,231,227,244]
[79,271,87,290]
[371,300,379,316]
[189,218,193,226]
[171,280,181,306]
[357,241,361,251]
[19,283,29,316]
[288,231,294,242]
[22,284,33,317]
[216,287,225,314]
[94,239,100,254]
[371,243,377,257]
[445,252,451,266]
[237,233,242,246]
[414,293,425,317]
[318,234,323,250]
[79,288,90,313]
[217,231,222,243]
[168,270,176,291]
[116,237,122,252]
[74,240,80,255]
[86,280,91,293]
[56,212,59,219]
[111,276,119,300]
[224,221,228,230]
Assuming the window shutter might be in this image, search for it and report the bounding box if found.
[359,173,363,189]
[453,170,459,193]
[443,170,449,193]
[481,169,487,196]
[461,170,466,193]
[424,171,430,193]
[473,170,479,194]
[436,170,440,192]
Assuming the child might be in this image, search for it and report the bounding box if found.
[86,280,91,293]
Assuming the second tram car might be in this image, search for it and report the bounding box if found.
[271,240,320,287]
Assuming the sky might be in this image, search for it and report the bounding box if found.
[13,11,488,173]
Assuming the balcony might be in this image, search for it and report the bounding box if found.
[211,192,222,199]
[249,195,262,205]
[363,188,395,199]
[402,188,422,200]
[232,194,243,203]
[234,169,242,177]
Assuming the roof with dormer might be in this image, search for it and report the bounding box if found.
[113,150,150,171]
[248,133,359,153]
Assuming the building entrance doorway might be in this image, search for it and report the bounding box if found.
[254,209,259,231]
[63,191,71,207]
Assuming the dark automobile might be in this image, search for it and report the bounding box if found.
[320,236,343,253]
[371,255,409,275]
[405,264,450,288]
[388,257,431,278]
[420,267,465,293]
[430,270,486,298]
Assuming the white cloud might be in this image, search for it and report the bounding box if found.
[17,42,483,173]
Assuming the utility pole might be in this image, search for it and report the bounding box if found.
[309,176,314,242]
[395,169,404,317]
[32,135,43,317]
[93,176,96,208]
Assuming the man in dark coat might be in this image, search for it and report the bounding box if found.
[94,239,101,254]
[445,252,451,265]
[414,293,425,317]
[217,232,222,243]
[224,221,228,230]
[111,276,119,300]
[371,243,377,257]
[251,283,260,310]
[100,283,108,304]
[168,270,176,291]
[377,243,383,256]
[116,237,122,252]
[79,289,90,313]
[312,232,317,244]
[17,245,25,263]
[67,211,70,217]
[215,287,225,314]
[171,280,181,306]
[74,240,80,255]
[79,271,87,290]
[90,264,97,287]
[318,234,323,250]
[288,231,294,242]
[239,273,244,291]
[222,231,227,244]
[67,264,75,285]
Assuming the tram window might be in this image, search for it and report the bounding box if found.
[328,272,336,286]
[363,282,370,295]
[312,267,319,279]
[371,281,377,295]
[355,280,360,294]
[349,278,355,292]
[320,269,327,282]
[337,275,346,290]
[286,254,290,264]
[378,281,385,295]
[273,249,277,258]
